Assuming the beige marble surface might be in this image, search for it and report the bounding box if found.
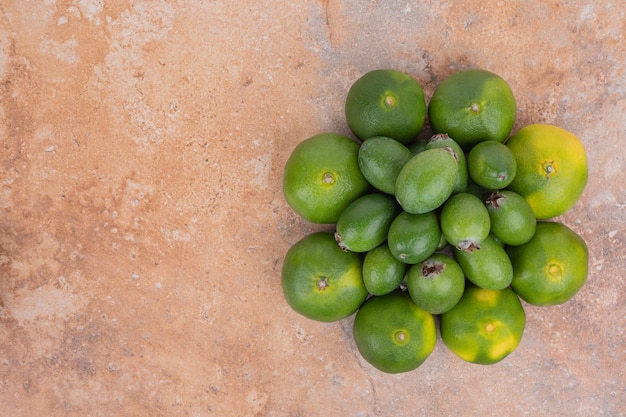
[1,1,624,416]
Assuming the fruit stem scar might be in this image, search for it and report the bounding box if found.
[422,260,445,278]
[384,94,396,107]
[430,133,450,142]
[323,172,335,184]
[334,232,348,252]
[485,322,496,333]
[469,102,480,114]
[317,277,329,291]
[457,240,481,253]
[394,330,408,344]
[487,192,505,209]
[542,160,557,179]
[443,146,459,162]
[547,263,563,281]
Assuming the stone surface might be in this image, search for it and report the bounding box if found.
[0,1,624,416]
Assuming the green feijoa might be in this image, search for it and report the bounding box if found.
[425,133,468,194]
[468,140,517,190]
[358,136,413,195]
[486,191,537,246]
[454,235,513,290]
[407,253,465,315]
[362,243,407,296]
[335,193,399,253]
[440,193,491,251]
[387,211,441,264]
[395,148,458,214]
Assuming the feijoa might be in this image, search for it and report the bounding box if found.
[335,193,399,253]
[395,148,458,214]
[468,140,517,190]
[441,193,491,251]
[454,235,513,290]
[358,136,413,195]
[388,211,441,264]
[486,191,536,246]
[425,133,468,195]
[362,243,407,296]
[407,253,465,314]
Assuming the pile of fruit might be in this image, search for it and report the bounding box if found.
[281,68,589,373]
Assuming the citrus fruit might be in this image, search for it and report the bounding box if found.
[283,133,370,224]
[486,191,536,246]
[395,148,458,214]
[454,234,513,290]
[358,136,413,195]
[281,232,368,322]
[335,193,399,253]
[407,253,465,315]
[440,193,491,251]
[428,68,517,150]
[353,291,437,373]
[345,69,426,144]
[362,243,407,296]
[505,124,588,219]
[425,133,468,195]
[507,221,588,306]
[387,211,441,264]
[440,285,526,365]
[468,140,518,190]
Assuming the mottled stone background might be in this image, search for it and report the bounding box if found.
[0,1,624,416]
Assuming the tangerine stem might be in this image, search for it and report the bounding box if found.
[317,277,329,291]
[394,330,408,345]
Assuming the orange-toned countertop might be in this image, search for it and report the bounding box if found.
[1,2,624,416]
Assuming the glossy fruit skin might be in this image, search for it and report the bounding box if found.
[505,124,588,219]
[407,253,465,315]
[428,69,517,150]
[486,191,536,246]
[362,243,407,296]
[425,133,468,195]
[395,148,458,214]
[353,291,437,373]
[440,193,491,251]
[468,140,518,190]
[507,221,588,306]
[281,232,368,322]
[387,211,441,264]
[440,285,526,365]
[454,235,513,290]
[283,133,370,224]
[345,69,426,144]
[335,193,399,253]
[358,136,413,195]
